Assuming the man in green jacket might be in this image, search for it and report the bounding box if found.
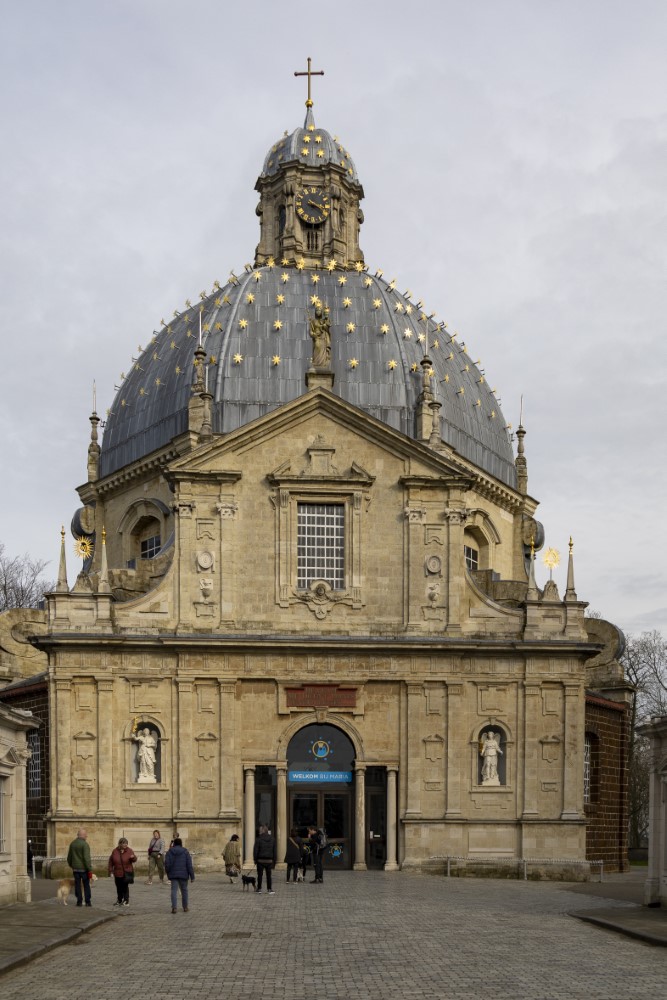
[67,828,93,907]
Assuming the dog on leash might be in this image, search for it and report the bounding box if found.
[241,873,256,892]
[57,873,98,905]
[295,869,304,883]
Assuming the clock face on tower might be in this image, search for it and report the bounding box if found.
[295,187,331,224]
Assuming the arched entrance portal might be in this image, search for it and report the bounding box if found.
[287,723,355,871]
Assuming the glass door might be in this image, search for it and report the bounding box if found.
[290,789,352,869]
[366,790,386,868]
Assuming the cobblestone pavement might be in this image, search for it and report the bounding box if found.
[2,872,665,999]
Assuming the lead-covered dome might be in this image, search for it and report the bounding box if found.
[261,106,359,183]
[100,265,516,486]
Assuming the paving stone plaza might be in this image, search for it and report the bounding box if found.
[2,872,665,999]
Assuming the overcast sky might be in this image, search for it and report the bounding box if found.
[1,0,665,637]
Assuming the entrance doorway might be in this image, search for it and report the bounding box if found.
[290,790,351,869]
[286,723,355,870]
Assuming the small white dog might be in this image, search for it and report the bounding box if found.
[295,869,304,883]
[57,873,98,905]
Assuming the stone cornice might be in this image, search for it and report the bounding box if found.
[29,631,603,660]
[84,447,181,500]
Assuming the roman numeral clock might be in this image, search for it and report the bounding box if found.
[295,186,331,225]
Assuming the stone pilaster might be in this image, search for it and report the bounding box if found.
[522,682,540,817]
[96,679,114,816]
[54,680,73,815]
[384,766,399,871]
[243,766,256,868]
[405,683,422,817]
[353,763,367,870]
[218,681,239,818]
[404,506,426,629]
[445,683,463,817]
[176,679,194,817]
[443,504,469,634]
[276,766,287,870]
[561,683,582,819]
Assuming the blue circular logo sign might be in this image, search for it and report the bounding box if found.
[311,739,330,759]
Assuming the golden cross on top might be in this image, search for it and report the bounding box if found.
[294,56,324,108]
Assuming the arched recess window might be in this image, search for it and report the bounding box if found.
[463,518,497,574]
[118,498,171,568]
[584,732,600,806]
[478,725,507,785]
[278,205,286,237]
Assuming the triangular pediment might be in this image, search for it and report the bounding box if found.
[166,388,472,483]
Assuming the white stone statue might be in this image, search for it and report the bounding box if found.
[479,730,503,785]
[132,727,158,783]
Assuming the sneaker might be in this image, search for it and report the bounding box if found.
[268,890,275,895]
[85,902,92,907]
[113,901,122,906]
[123,900,129,906]
[145,880,153,885]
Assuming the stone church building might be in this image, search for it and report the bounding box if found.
[0,72,631,875]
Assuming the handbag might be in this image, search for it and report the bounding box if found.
[124,870,135,884]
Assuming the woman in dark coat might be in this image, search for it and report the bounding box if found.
[165,837,195,913]
[108,837,137,906]
[284,827,303,883]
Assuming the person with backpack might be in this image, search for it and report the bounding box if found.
[253,824,277,894]
[307,826,324,883]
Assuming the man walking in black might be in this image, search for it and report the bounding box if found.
[308,826,324,883]
[253,824,277,894]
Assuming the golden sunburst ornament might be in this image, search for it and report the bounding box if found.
[74,536,93,560]
[543,547,560,579]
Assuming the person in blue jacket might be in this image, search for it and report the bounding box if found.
[164,837,195,913]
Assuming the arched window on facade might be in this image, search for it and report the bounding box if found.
[118,499,171,569]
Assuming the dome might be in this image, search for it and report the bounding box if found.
[261,106,359,183]
[100,265,516,486]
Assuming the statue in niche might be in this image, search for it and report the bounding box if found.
[479,730,503,786]
[132,727,158,783]
[309,304,331,367]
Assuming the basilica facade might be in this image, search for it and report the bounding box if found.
[0,77,631,875]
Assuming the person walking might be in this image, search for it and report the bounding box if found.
[284,827,303,883]
[146,829,166,884]
[222,833,241,884]
[307,826,324,883]
[165,836,195,912]
[253,824,276,894]
[108,837,137,907]
[66,827,93,907]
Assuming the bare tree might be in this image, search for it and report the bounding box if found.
[0,543,55,611]
[623,630,667,849]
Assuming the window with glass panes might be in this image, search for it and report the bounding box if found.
[140,534,161,559]
[297,503,344,590]
[464,545,479,571]
[27,731,41,798]
[583,736,591,804]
